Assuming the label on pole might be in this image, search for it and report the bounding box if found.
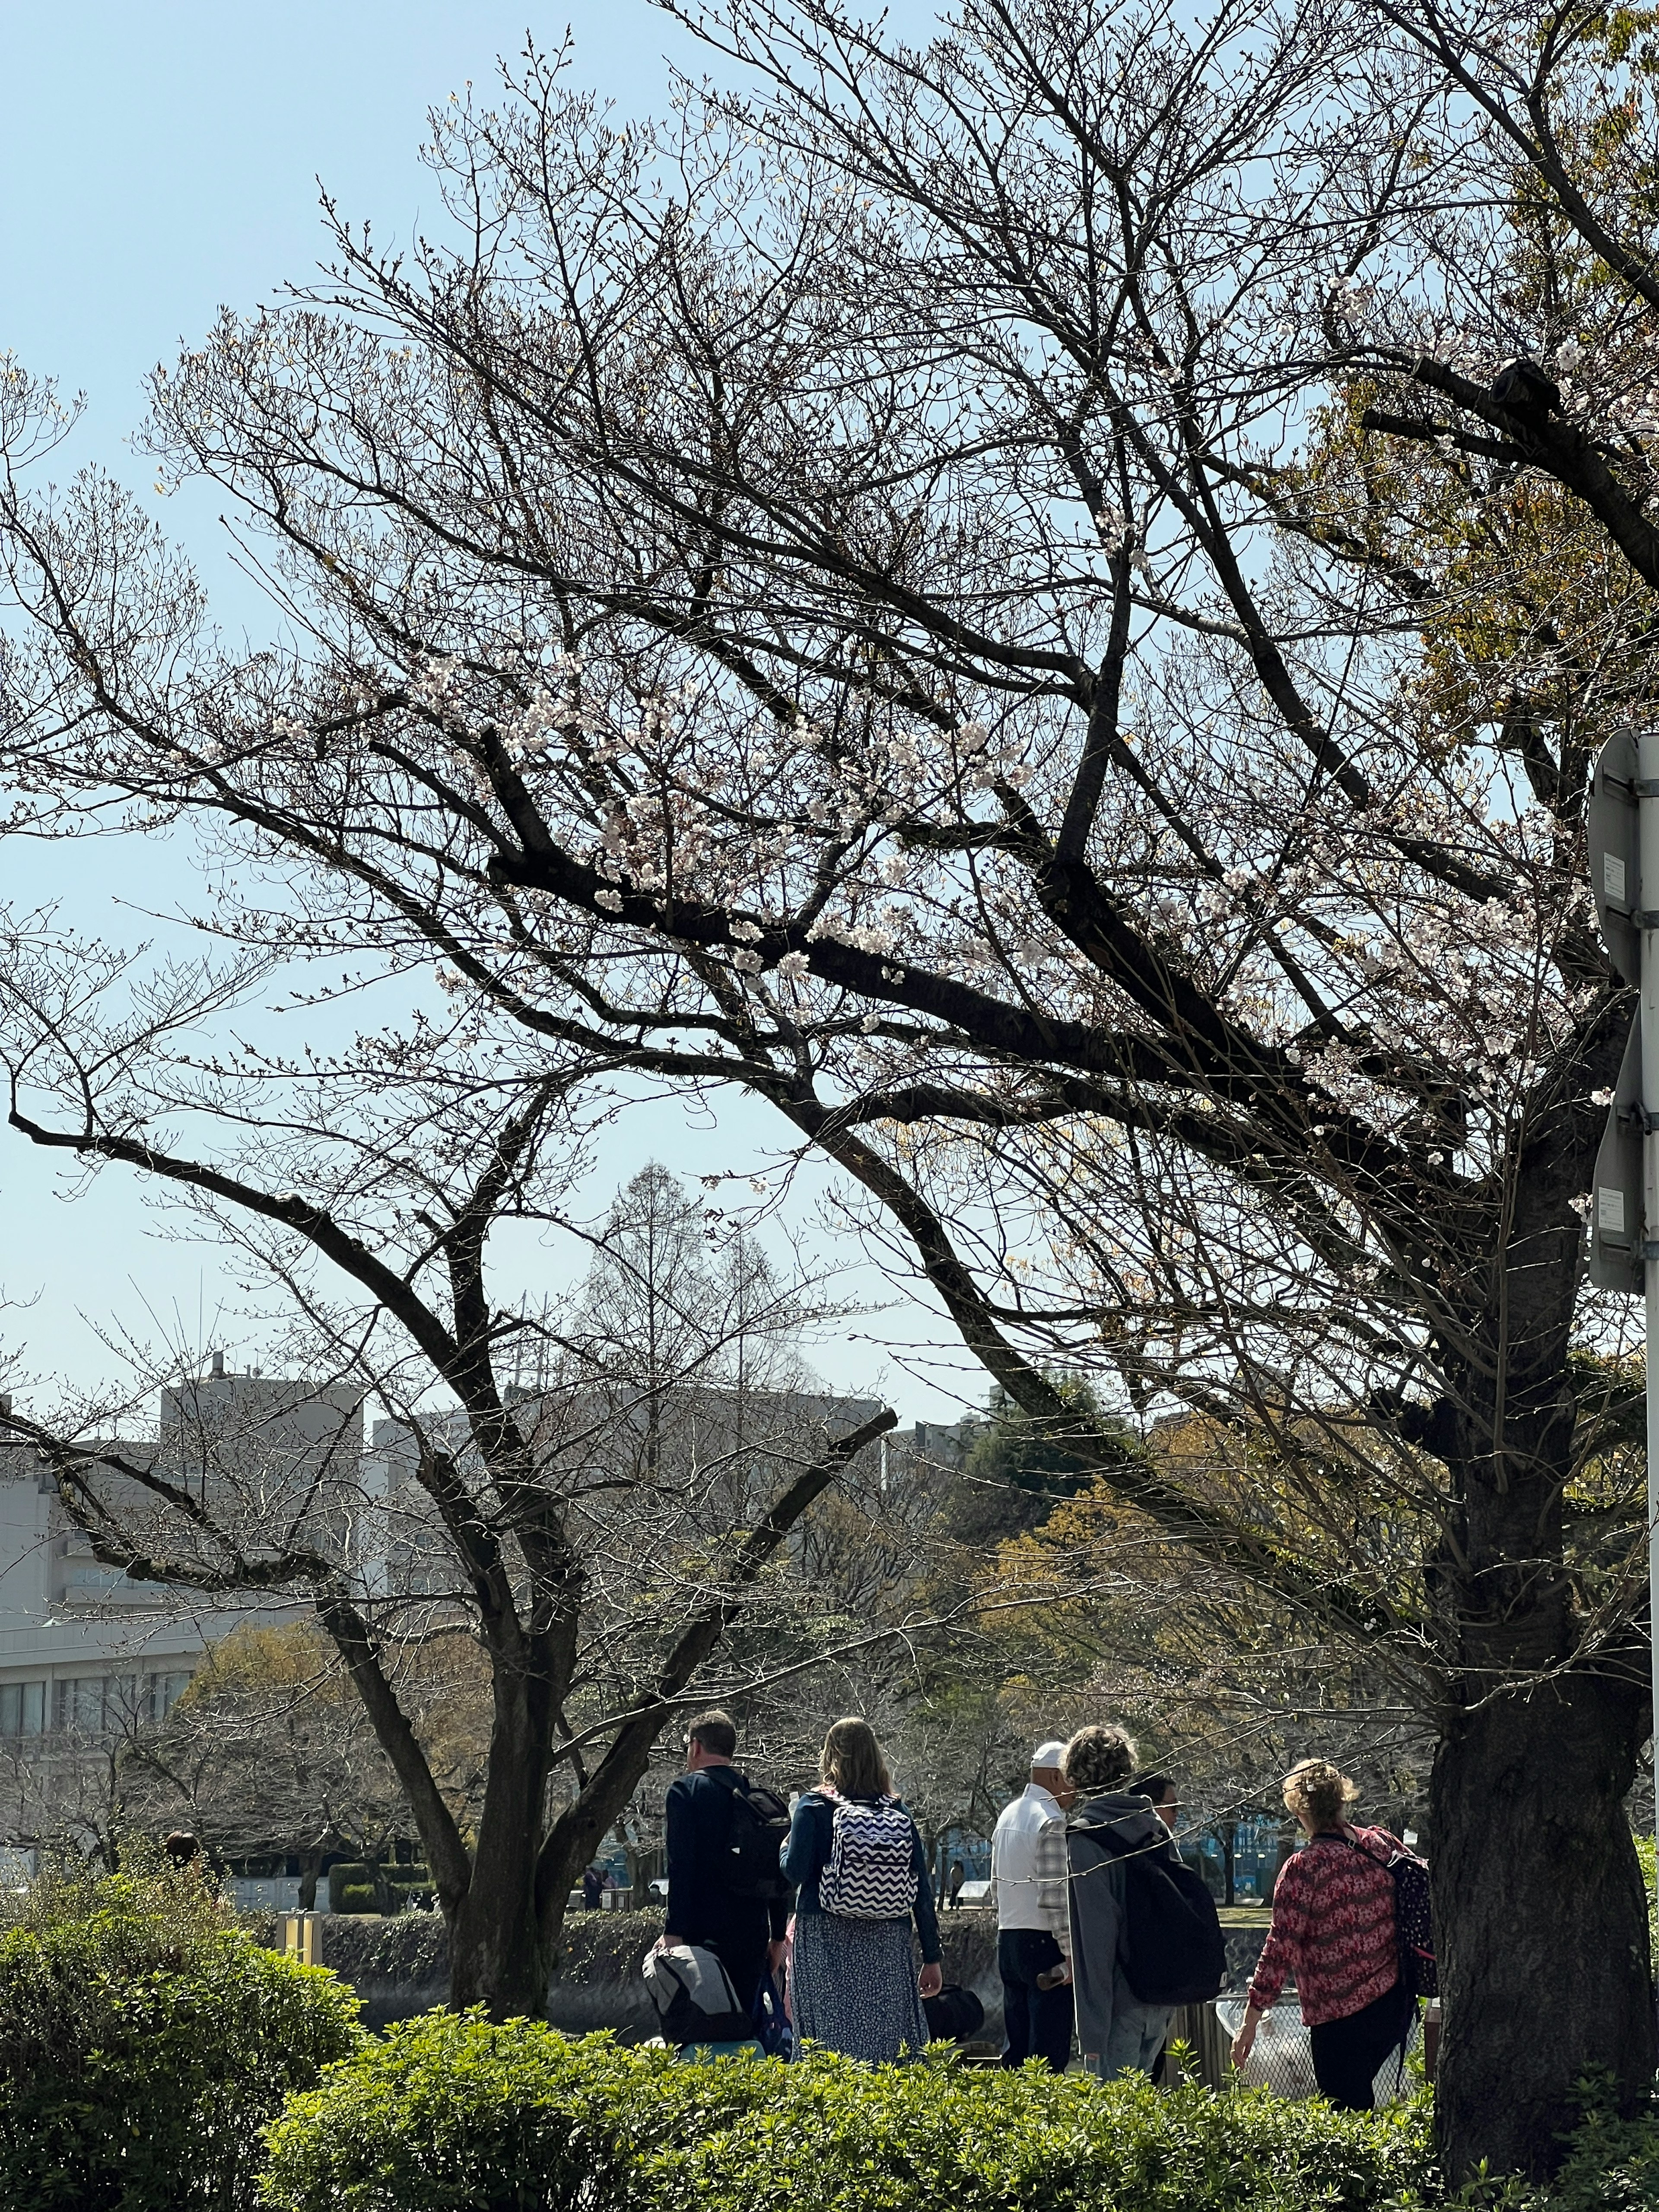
[1589,1017,1645,1292]
[1589,730,1642,987]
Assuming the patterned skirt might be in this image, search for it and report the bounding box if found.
[791,1910,930,2063]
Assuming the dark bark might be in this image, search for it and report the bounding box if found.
[1217,1821,1236,1909]
[1433,1675,1653,2180]
[1427,1176,1657,2177]
[449,1661,557,2016]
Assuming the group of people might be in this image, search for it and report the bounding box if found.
[990,1726,1185,2080]
[657,1707,1425,2105]
[660,1709,941,2064]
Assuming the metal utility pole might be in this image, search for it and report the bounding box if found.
[1586,731,1659,1801]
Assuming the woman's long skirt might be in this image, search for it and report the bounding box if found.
[791,1911,930,2063]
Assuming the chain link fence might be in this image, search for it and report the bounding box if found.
[1203,1997,1420,2107]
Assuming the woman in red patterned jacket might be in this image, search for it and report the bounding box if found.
[1229,1759,1413,2110]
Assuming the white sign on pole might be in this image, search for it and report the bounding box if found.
[1586,730,1659,1816]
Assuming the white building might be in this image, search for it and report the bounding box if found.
[0,1358,362,1750]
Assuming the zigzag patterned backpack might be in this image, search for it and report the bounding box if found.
[817,1789,919,1920]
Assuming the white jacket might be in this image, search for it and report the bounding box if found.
[990,1782,1071,1959]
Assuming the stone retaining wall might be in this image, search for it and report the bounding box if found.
[292,1906,1270,2038]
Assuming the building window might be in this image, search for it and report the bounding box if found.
[54,1677,107,1732]
[103,1674,141,1728]
[0,1681,45,1736]
[151,1672,191,1720]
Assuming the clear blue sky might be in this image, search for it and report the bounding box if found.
[0,0,977,1424]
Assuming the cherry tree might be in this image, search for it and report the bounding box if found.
[0,0,1656,2172]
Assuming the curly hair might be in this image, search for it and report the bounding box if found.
[1062,1723,1138,1794]
[1282,1758,1359,1831]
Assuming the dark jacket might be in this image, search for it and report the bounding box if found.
[664,1763,788,1942]
[780,1789,942,1964]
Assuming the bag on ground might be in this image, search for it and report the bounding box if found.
[817,1791,919,1919]
[641,1943,759,2046]
[1087,1824,1226,2005]
[723,1780,793,1901]
[922,1983,986,2043]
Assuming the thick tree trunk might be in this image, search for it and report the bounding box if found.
[1430,1192,1656,2178]
[447,1671,555,2018]
[1433,1672,1653,2180]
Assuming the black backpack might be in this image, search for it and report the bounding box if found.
[721,1775,792,1901]
[1336,1830,1438,1999]
[1087,1822,1227,2006]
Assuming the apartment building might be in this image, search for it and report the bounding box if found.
[0,1358,362,1748]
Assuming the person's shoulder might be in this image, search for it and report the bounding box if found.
[1341,1821,1389,1849]
[1351,1822,1404,1858]
[667,1768,724,1804]
[1273,1844,1313,1888]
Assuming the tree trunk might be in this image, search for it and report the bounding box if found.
[447,1674,555,2018]
[1430,1206,1656,2179]
[1433,1672,1653,2179]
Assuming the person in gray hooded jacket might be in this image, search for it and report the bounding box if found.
[1062,1723,1176,2079]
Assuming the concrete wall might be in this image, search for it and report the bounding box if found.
[288,1907,1275,2043]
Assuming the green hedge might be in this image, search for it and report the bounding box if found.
[0,1861,361,2212]
[327,1862,434,1914]
[260,2012,1442,2212]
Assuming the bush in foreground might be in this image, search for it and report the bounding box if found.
[260,2010,1441,2212]
[0,1858,362,2212]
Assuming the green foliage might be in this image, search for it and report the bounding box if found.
[948,1373,1122,1541]
[260,2013,1442,2212]
[0,1857,361,2212]
[1637,1834,1658,1977]
[320,1906,449,1989]
[327,1861,435,1914]
[1520,2099,1659,2211]
[1452,2081,1659,2212]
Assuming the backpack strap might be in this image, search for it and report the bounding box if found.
[1323,1826,1391,1869]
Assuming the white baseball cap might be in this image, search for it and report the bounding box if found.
[1032,1740,1068,1767]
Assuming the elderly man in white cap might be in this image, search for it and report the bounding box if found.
[989,1739,1075,2070]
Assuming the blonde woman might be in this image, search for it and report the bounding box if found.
[1230,1760,1413,2110]
[781,1717,943,2061]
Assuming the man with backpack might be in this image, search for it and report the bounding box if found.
[1062,1723,1226,2080]
[661,1709,791,2012]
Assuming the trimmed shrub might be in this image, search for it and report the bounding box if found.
[0,1859,362,2212]
[327,1862,434,1914]
[260,2011,1444,2212]
[1523,2101,1659,2212]
[320,1907,449,1989]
